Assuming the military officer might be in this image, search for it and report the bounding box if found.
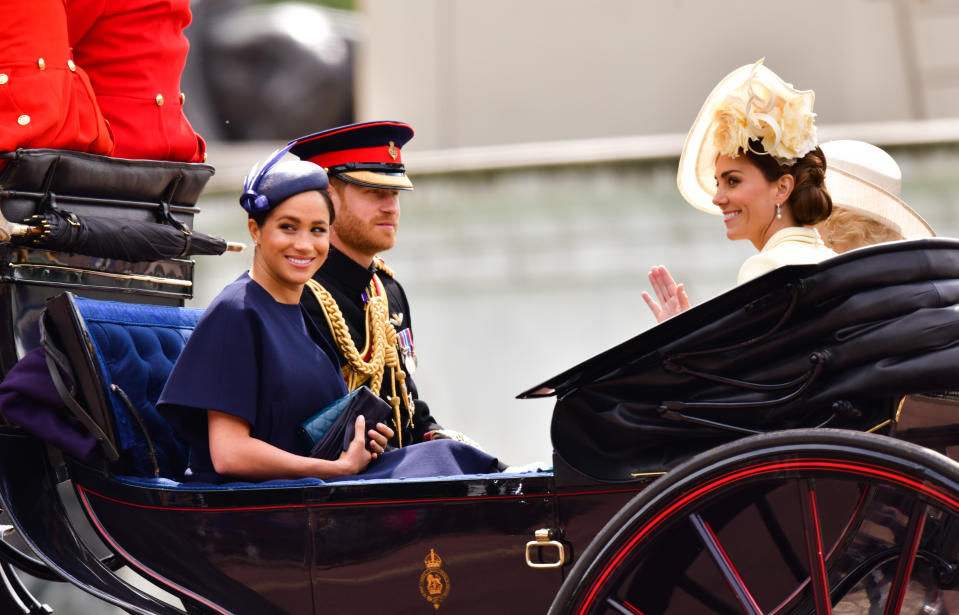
[292,121,443,449]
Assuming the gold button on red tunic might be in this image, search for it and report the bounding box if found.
[66,0,206,162]
[0,0,113,155]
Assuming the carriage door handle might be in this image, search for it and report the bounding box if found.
[525,528,567,569]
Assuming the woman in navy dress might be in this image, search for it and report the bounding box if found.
[158,154,394,483]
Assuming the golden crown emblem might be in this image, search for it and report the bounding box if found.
[388,141,398,160]
[419,549,451,609]
[424,548,442,569]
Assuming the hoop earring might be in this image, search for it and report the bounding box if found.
[776,203,782,219]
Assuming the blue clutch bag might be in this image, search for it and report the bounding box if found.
[296,386,393,460]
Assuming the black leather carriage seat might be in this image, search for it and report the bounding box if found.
[0,148,212,377]
[43,292,201,479]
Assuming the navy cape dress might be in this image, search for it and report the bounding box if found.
[158,273,347,482]
[159,273,500,483]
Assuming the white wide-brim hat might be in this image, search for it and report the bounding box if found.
[677,59,817,215]
[820,140,933,239]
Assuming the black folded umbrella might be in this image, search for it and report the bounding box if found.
[10,211,240,262]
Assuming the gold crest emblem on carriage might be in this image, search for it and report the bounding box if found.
[418,548,450,610]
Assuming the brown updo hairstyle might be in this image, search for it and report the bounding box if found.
[743,140,833,225]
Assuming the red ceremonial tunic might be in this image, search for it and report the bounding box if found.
[0,0,114,156]
[67,0,206,162]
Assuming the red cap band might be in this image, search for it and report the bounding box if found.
[304,144,403,169]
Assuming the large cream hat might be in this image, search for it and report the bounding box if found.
[820,140,933,240]
[678,59,817,215]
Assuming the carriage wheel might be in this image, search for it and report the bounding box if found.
[550,428,959,615]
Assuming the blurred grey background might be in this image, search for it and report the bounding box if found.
[23,0,959,612]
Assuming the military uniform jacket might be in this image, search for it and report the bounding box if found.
[301,247,441,447]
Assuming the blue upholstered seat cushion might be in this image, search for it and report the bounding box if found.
[75,298,203,478]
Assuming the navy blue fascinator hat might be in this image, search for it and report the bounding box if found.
[240,144,330,216]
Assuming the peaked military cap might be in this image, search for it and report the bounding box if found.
[289,121,414,190]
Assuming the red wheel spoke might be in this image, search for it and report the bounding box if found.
[882,500,928,615]
[799,479,832,615]
[690,513,763,615]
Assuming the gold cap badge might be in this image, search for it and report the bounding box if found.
[388,141,398,160]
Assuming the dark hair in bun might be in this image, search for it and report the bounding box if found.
[744,141,833,225]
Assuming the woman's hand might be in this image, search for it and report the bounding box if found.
[334,416,396,477]
[642,265,691,323]
[337,415,375,475]
[207,411,387,481]
[367,421,394,456]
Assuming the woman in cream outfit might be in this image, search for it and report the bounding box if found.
[816,139,934,253]
[644,59,837,322]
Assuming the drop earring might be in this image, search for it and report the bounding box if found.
[776,203,782,219]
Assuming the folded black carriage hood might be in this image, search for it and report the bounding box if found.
[519,239,959,482]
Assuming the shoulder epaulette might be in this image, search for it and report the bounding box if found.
[373,256,395,279]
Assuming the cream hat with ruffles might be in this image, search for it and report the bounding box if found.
[678,59,817,215]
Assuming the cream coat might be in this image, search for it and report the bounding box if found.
[737,227,837,284]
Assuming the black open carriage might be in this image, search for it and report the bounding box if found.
[1,150,959,615]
